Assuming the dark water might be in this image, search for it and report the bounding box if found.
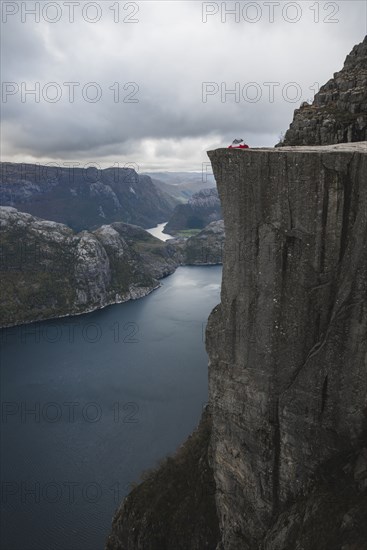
[0,266,222,550]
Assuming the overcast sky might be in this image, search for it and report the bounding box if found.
[1,0,366,171]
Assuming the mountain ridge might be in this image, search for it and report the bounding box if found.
[0,163,178,232]
[277,35,367,146]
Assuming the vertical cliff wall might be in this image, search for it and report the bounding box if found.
[106,143,366,550]
[207,143,367,549]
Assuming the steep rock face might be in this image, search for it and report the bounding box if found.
[0,207,179,327]
[207,144,367,549]
[105,143,366,549]
[0,163,177,231]
[278,36,367,146]
[164,188,221,234]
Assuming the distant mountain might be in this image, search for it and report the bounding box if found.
[172,220,225,265]
[144,171,216,203]
[164,188,222,234]
[0,163,178,232]
[145,172,216,186]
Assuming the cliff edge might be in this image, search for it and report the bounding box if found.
[207,143,367,549]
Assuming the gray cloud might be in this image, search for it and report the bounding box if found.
[1,1,366,170]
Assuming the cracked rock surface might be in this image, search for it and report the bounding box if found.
[207,143,367,549]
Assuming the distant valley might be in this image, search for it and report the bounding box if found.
[164,188,222,235]
[144,171,216,203]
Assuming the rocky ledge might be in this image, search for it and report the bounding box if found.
[207,143,367,549]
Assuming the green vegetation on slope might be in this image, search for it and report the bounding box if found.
[105,409,220,550]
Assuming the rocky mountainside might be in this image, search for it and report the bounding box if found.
[106,142,367,550]
[0,207,223,328]
[207,143,367,549]
[0,207,179,327]
[277,36,367,146]
[106,38,367,550]
[172,220,225,265]
[164,188,221,234]
[0,163,177,232]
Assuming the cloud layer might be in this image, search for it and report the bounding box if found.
[1,1,366,170]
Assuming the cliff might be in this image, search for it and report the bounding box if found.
[278,36,367,146]
[106,142,367,549]
[207,143,367,549]
[106,35,367,548]
[164,188,222,234]
[0,163,177,231]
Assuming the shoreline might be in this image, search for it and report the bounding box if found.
[0,283,161,331]
[0,263,223,330]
